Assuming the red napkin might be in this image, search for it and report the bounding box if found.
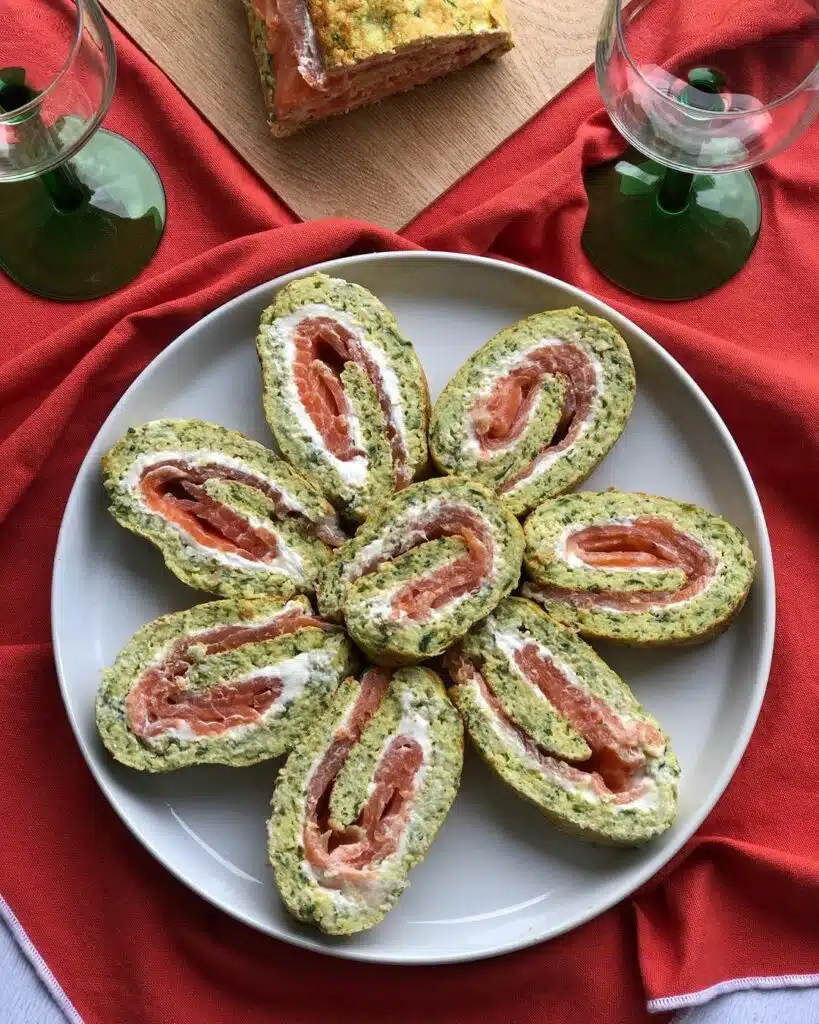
[2,0,818,1021]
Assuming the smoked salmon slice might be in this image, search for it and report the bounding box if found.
[103,419,345,601]
[429,308,636,518]
[522,491,756,645]
[95,595,357,772]
[268,665,463,934]
[446,597,680,845]
[257,273,430,523]
[315,477,524,665]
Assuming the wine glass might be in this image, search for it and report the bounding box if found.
[0,0,166,301]
[581,0,819,301]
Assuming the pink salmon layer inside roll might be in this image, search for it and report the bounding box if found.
[447,647,663,802]
[358,506,493,620]
[127,608,332,740]
[291,315,411,487]
[532,516,715,611]
[303,668,424,885]
[470,343,596,486]
[254,0,506,129]
[140,458,344,554]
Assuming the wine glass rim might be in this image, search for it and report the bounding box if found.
[614,0,819,117]
[0,0,116,127]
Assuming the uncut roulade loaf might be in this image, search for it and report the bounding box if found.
[522,491,756,645]
[446,598,680,845]
[256,273,430,523]
[269,665,463,934]
[429,307,635,518]
[316,477,524,664]
[103,419,345,599]
[95,596,356,771]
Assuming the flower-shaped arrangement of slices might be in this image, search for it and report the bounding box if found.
[96,272,756,935]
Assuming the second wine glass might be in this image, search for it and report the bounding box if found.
[581,0,819,301]
[0,0,166,301]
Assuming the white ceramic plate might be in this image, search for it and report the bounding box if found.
[52,252,775,964]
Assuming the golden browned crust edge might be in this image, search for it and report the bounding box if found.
[308,0,512,70]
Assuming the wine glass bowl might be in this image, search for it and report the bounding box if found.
[582,0,819,300]
[0,0,165,301]
[0,1,114,181]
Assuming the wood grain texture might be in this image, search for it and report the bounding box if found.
[100,0,604,228]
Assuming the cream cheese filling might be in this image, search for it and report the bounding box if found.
[504,341,606,491]
[148,648,335,745]
[553,519,680,572]
[547,519,721,613]
[122,449,309,579]
[491,626,647,739]
[467,675,661,813]
[462,338,605,471]
[264,302,408,488]
[348,498,497,623]
[122,448,310,517]
[300,688,433,909]
[160,502,307,580]
[139,602,311,676]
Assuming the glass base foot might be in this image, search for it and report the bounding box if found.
[581,149,761,301]
[0,128,166,301]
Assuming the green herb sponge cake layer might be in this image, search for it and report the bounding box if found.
[103,419,345,599]
[269,665,463,934]
[256,273,430,523]
[96,595,356,772]
[446,597,680,845]
[315,476,524,664]
[429,307,635,517]
[522,490,756,645]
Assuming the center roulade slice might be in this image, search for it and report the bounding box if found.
[316,477,524,664]
[269,665,463,934]
[96,595,356,771]
[256,273,430,523]
[446,597,680,845]
[522,490,756,645]
[103,419,344,600]
[429,307,635,518]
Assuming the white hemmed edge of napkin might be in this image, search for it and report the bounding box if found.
[0,895,83,1024]
[650,973,819,1015]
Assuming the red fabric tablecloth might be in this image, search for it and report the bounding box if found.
[2,1,818,1022]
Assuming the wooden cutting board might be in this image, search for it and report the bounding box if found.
[101,0,604,229]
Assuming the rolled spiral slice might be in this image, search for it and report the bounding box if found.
[256,272,430,522]
[269,665,463,934]
[522,491,756,645]
[95,595,356,771]
[103,419,346,599]
[429,307,635,517]
[446,597,680,845]
[316,477,524,664]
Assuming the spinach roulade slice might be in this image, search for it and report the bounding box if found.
[522,491,756,645]
[429,307,635,518]
[316,477,524,664]
[446,598,680,845]
[96,596,356,771]
[103,419,345,599]
[256,272,430,523]
[269,665,463,934]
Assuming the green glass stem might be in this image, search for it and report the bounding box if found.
[41,161,90,213]
[657,168,695,214]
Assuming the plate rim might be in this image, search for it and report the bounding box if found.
[51,250,776,964]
